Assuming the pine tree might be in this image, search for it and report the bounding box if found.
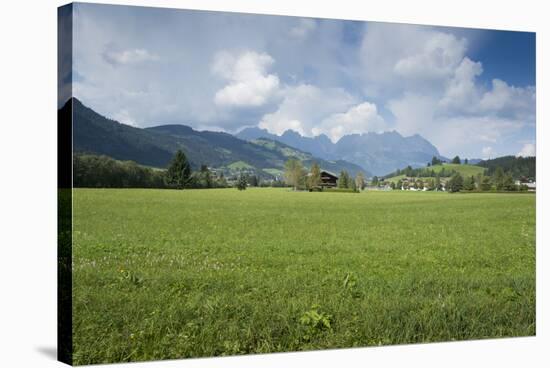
[371,176,379,187]
[503,173,516,191]
[236,173,247,190]
[166,150,191,189]
[338,170,349,188]
[494,166,505,190]
[435,174,441,190]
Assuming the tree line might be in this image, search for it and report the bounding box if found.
[444,167,530,193]
[74,151,288,190]
[392,168,530,193]
[73,151,230,189]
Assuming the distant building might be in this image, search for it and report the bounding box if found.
[515,180,536,191]
[320,171,338,188]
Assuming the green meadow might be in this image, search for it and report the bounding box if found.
[72,188,535,365]
[385,163,486,183]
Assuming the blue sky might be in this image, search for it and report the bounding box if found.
[67,3,536,159]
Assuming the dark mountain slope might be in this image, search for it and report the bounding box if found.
[69,98,367,177]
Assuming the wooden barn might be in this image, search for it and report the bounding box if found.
[320,171,338,188]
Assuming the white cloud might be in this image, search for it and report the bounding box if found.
[360,23,467,96]
[112,109,137,126]
[394,32,467,81]
[439,57,483,112]
[289,18,316,39]
[387,93,437,137]
[316,102,386,141]
[370,24,535,157]
[388,90,526,156]
[102,48,158,66]
[258,84,386,142]
[482,146,495,159]
[258,84,357,137]
[479,79,536,119]
[517,143,535,157]
[212,50,280,107]
[70,5,535,158]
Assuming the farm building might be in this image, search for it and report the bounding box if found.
[320,171,338,188]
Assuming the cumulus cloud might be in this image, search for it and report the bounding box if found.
[102,47,158,66]
[212,51,280,108]
[394,32,467,81]
[258,84,357,137]
[479,79,536,120]
[517,143,535,157]
[439,57,483,112]
[360,23,468,96]
[70,4,535,158]
[315,102,386,141]
[388,90,527,156]
[362,22,535,157]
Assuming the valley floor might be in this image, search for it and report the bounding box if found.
[71,188,535,365]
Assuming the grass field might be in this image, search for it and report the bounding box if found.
[72,188,535,365]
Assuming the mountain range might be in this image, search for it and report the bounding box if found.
[237,127,445,176]
[69,98,366,178]
[68,97,449,177]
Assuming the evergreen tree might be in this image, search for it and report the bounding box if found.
[248,175,259,187]
[435,174,441,191]
[503,173,516,191]
[451,155,461,164]
[166,150,191,189]
[338,170,350,188]
[494,166,505,190]
[236,173,247,190]
[464,158,469,164]
[371,176,379,187]
[431,156,442,166]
